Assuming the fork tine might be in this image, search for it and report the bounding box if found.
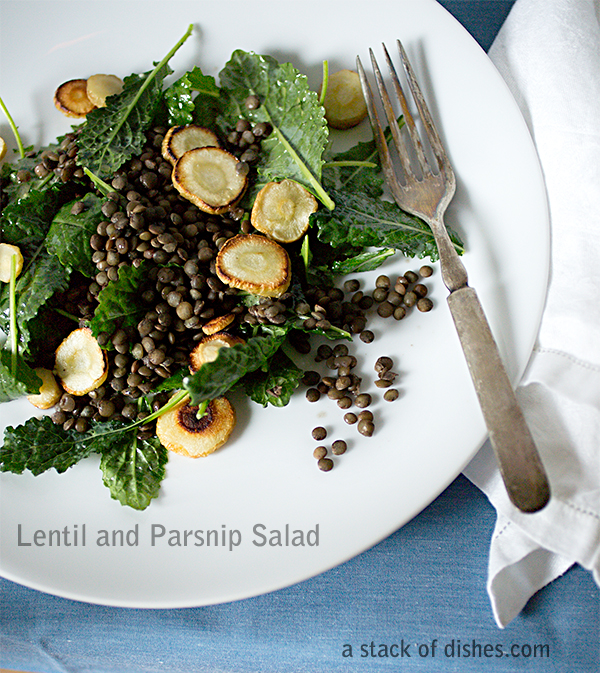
[367,48,414,181]
[381,42,431,177]
[396,39,454,180]
[356,54,405,199]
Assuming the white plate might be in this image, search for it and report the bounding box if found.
[0,0,549,607]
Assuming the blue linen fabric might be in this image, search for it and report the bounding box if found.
[1,2,599,672]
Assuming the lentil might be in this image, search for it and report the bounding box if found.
[317,457,334,472]
[313,446,328,460]
[312,426,327,441]
[306,388,321,402]
[357,420,375,437]
[417,298,434,312]
[331,439,347,455]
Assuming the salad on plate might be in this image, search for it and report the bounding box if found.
[0,24,463,511]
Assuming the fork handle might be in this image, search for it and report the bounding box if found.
[447,286,550,513]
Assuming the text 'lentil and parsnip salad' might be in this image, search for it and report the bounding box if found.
[0,25,464,510]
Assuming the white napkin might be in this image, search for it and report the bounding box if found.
[462,0,600,628]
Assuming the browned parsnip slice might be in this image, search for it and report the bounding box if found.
[54,79,95,118]
[320,69,368,129]
[27,368,62,410]
[172,147,247,214]
[162,125,220,165]
[0,243,24,282]
[215,234,291,298]
[54,327,108,396]
[251,179,318,243]
[189,333,245,373]
[156,395,236,458]
[86,74,124,107]
[200,313,236,336]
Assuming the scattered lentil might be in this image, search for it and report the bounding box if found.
[331,440,347,455]
[384,389,400,402]
[313,446,328,460]
[317,457,334,472]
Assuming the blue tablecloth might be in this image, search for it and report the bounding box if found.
[1,2,599,672]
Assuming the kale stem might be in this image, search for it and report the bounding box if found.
[0,95,25,159]
[323,160,378,169]
[319,60,329,106]
[54,308,80,323]
[9,255,18,376]
[92,24,194,174]
[83,167,116,197]
[195,400,209,419]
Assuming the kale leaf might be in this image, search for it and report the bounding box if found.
[218,50,333,208]
[312,188,464,261]
[184,328,288,405]
[76,25,193,177]
[243,348,303,407]
[1,182,76,258]
[0,252,71,355]
[99,432,167,510]
[164,66,220,127]
[89,262,148,344]
[45,193,105,277]
[322,135,384,198]
[0,413,167,510]
[0,414,96,475]
[0,349,42,403]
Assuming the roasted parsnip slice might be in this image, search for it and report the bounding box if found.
[54,327,108,396]
[215,234,291,298]
[172,147,247,214]
[201,313,236,336]
[0,243,24,282]
[54,79,95,118]
[0,136,6,162]
[86,74,124,107]
[251,179,318,243]
[27,368,62,410]
[162,125,220,165]
[320,69,368,129]
[189,333,245,373]
[156,395,236,458]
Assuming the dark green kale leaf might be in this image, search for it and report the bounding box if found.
[99,433,167,511]
[243,348,303,407]
[322,135,384,198]
[0,182,76,258]
[0,138,65,206]
[164,66,220,127]
[184,328,288,405]
[0,414,96,475]
[45,193,105,277]
[218,50,333,208]
[89,262,148,345]
[0,349,42,403]
[329,248,396,275]
[312,188,464,261]
[0,413,167,510]
[0,252,71,355]
[76,25,193,177]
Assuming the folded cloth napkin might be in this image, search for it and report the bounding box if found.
[462,0,600,628]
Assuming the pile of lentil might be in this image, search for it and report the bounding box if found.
[15,106,435,465]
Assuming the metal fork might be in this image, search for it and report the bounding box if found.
[357,40,550,513]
